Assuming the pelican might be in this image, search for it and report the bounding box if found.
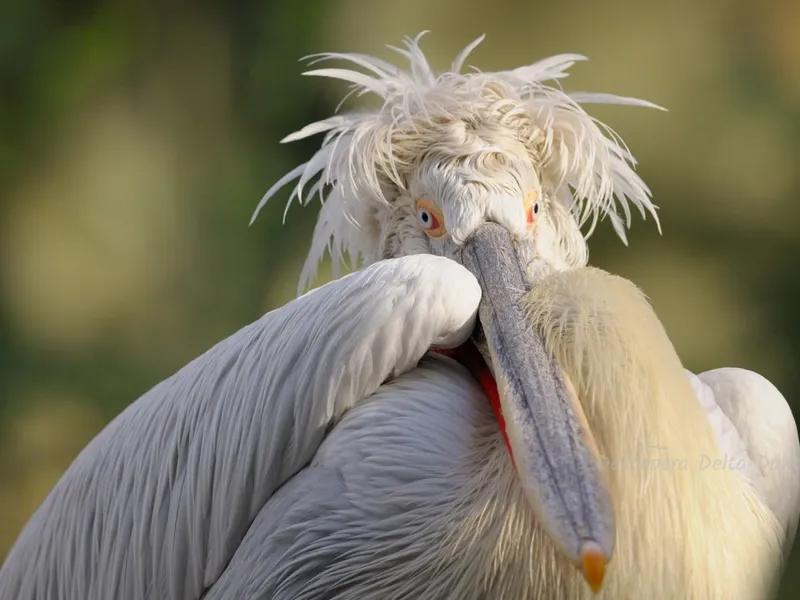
[1,33,798,600]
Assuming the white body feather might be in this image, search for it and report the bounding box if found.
[690,369,800,552]
[1,257,795,600]
[201,360,800,600]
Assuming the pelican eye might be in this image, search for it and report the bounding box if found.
[524,191,540,228]
[415,199,446,238]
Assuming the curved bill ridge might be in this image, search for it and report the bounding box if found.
[461,222,615,591]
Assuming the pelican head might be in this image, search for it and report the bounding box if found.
[253,33,664,592]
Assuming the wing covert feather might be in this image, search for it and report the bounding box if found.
[0,255,480,600]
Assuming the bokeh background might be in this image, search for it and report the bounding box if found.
[1,0,798,594]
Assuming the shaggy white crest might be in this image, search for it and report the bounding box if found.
[252,32,664,293]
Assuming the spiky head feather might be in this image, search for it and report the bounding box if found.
[252,33,664,293]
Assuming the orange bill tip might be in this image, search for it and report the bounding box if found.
[579,542,607,594]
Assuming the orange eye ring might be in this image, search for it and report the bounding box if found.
[524,191,539,229]
[415,199,447,238]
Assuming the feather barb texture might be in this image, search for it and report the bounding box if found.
[252,33,664,292]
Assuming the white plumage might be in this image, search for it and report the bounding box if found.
[0,33,797,600]
[252,32,662,292]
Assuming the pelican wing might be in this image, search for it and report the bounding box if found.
[0,255,480,600]
[201,356,491,600]
[688,368,800,557]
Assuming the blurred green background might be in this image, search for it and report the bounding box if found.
[0,0,798,595]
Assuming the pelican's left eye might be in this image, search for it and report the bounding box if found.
[415,199,446,238]
[524,191,540,229]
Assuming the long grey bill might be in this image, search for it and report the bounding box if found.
[461,222,616,573]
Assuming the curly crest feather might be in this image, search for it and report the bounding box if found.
[252,32,664,292]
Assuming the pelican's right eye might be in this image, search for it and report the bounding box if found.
[416,199,446,238]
